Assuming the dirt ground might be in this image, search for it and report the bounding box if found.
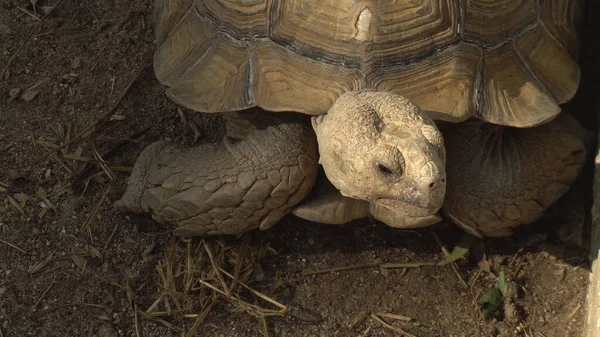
[1,1,599,337]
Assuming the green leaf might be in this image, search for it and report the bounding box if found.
[439,233,477,264]
[497,270,508,297]
[480,288,504,320]
[480,270,509,320]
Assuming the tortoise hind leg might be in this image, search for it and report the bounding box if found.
[440,113,588,237]
[114,110,319,237]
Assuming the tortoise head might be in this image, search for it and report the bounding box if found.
[312,91,446,218]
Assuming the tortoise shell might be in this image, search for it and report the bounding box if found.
[154,0,581,127]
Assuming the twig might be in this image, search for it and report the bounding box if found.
[370,313,418,337]
[1,0,64,78]
[0,237,27,253]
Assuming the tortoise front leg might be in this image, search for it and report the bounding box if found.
[440,113,588,237]
[114,111,319,237]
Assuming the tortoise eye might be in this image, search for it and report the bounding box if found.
[376,162,400,177]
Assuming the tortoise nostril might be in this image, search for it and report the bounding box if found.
[429,182,435,188]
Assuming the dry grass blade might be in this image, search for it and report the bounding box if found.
[7,195,25,215]
[34,57,151,164]
[144,295,163,315]
[203,241,230,296]
[102,222,120,254]
[79,146,114,238]
[63,153,130,172]
[305,258,448,275]
[350,309,370,328]
[81,145,115,242]
[28,251,54,274]
[0,237,27,253]
[80,185,111,239]
[186,297,217,337]
[184,239,195,292]
[303,261,382,275]
[50,153,73,175]
[134,303,140,337]
[196,279,265,312]
[16,6,40,20]
[218,267,287,313]
[140,236,282,335]
[375,312,413,322]
[229,240,246,293]
[32,279,56,310]
[566,303,582,321]
[260,314,271,337]
[92,145,114,182]
[1,0,64,79]
[380,262,437,269]
[370,313,418,337]
[137,310,184,333]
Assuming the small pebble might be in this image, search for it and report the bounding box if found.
[0,23,11,36]
[97,324,118,337]
[0,287,6,296]
[9,88,21,99]
[253,263,266,282]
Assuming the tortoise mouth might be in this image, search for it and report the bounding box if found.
[375,198,442,217]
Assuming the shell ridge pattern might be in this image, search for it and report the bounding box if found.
[155,0,581,126]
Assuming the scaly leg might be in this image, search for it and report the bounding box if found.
[440,113,588,237]
[114,110,319,236]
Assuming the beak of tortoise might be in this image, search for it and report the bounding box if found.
[373,174,446,216]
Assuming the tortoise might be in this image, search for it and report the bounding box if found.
[114,0,588,238]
